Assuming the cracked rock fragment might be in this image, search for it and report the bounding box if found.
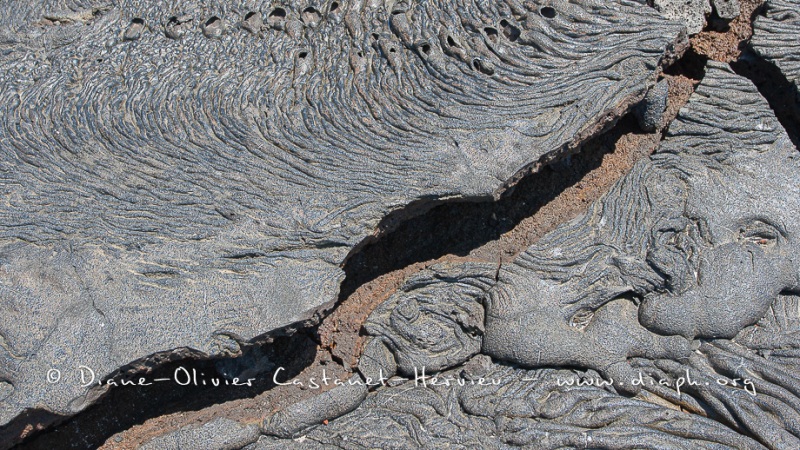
[712,0,741,20]
[250,63,800,447]
[751,0,800,110]
[0,0,686,430]
[653,0,713,34]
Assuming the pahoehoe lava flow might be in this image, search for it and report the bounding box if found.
[4,0,800,448]
[0,0,685,438]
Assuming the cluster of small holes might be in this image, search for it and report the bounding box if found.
[123,3,342,41]
[121,4,536,80]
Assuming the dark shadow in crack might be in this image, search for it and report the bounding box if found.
[339,113,649,301]
[9,330,317,450]
[732,50,800,150]
[663,47,708,82]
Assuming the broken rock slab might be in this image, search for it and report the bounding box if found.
[0,0,686,434]
[751,0,800,110]
[251,63,800,447]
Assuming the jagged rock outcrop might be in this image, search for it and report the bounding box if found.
[252,63,800,448]
[0,0,686,431]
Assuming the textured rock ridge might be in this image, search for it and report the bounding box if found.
[248,356,766,449]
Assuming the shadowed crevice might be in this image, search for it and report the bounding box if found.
[7,330,316,450]
[338,114,649,301]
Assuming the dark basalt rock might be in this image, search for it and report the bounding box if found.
[751,0,800,110]
[252,63,800,447]
[484,62,800,396]
[633,78,669,132]
[261,374,368,439]
[0,0,685,430]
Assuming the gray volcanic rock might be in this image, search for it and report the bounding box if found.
[261,374,368,439]
[712,0,741,20]
[138,418,259,450]
[751,0,800,107]
[359,262,496,379]
[633,78,669,132]
[249,356,765,449]
[251,63,800,447]
[653,0,712,34]
[0,0,685,429]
